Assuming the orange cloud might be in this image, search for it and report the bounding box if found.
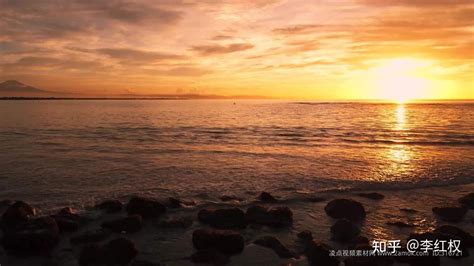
[0,0,472,99]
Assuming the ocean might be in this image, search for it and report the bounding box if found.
[0,100,473,210]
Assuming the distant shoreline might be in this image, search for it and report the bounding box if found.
[0,97,271,101]
[0,97,472,103]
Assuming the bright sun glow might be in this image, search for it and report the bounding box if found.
[370,58,432,103]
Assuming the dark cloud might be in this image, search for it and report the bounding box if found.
[191,43,254,55]
[272,24,323,35]
[96,48,184,63]
[1,56,104,72]
[0,0,182,40]
[211,35,234,40]
[143,66,212,77]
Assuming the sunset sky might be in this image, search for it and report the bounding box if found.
[0,0,473,99]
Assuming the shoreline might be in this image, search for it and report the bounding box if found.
[0,184,473,265]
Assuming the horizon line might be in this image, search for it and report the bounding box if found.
[1,96,473,102]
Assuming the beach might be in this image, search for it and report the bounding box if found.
[0,183,473,265]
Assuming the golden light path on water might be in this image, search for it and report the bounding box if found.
[369,103,423,241]
[387,104,413,178]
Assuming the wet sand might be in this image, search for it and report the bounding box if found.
[0,183,473,266]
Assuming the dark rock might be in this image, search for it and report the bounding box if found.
[324,199,366,221]
[95,200,123,213]
[52,215,80,233]
[245,205,293,227]
[254,235,295,258]
[71,229,111,245]
[192,229,244,255]
[79,237,138,266]
[349,236,370,249]
[58,207,77,216]
[2,216,60,255]
[345,256,394,266]
[386,221,415,228]
[407,256,440,266]
[331,219,360,242]
[167,197,182,208]
[356,192,384,200]
[131,260,162,266]
[0,199,13,207]
[432,206,467,222]
[102,215,143,233]
[297,230,313,242]
[51,207,83,233]
[220,195,243,202]
[395,256,441,266]
[307,197,326,203]
[198,207,247,229]
[191,249,230,265]
[305,241,339,266]
[126,196,166,219]
[1,201,36,230]
[156,216,193,229]
[458,192,474,209]
[79,245,102,266]
[400,208,417,213]
[408,231,438,242]
[257,192,278,202]
[434,225,474,248]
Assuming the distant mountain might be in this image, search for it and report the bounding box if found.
[0,80,269,99]
[0,80,48,93]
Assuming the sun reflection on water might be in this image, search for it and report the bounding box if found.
[384,104,415,179]
[395,104,405,131]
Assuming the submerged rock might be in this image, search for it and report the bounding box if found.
[386,221,415,228]
[345,255,394,266]
[191,249,230,265]
[102,215,143,233]
[324,199,366,221]
[220,195,243,202]
[395,244,440,266]
[167,197,183,208]
[245,205,293,227]
[2,216,60,255]
[356,192,384,200]
[95,200,123,213]
[71,229,111,245]
[305,241,339,266]
[253,235,295,258]
[79,237,138,266]
[126,196,166,219]
[297,230,313,242]
[1,201,36,230]
[192,229,244,255]
[257,192,278,202]
[434,225,474,248]
[198,207,247,229]
[400,208,417,213]
[306,196,326,203]
[156,216,193,229]
[458,193,474,209]
[432,206,467,222]
[348,236,370,249]
[0,199,13,207]
[131,260,162,266]
[51,207,83,233]
[330,218,360,242]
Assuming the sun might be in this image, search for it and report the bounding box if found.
[370,58,432,103]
